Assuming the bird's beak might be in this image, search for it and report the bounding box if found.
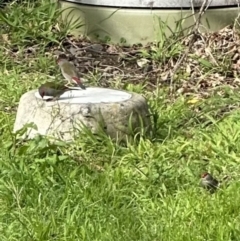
[40,91,45,99]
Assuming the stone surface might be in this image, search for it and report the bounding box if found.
[14,87,151,141]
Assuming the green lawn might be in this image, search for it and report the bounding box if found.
[1,1,240,240]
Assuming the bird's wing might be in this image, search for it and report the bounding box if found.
[41,82,68,90]
[62,62,79,77]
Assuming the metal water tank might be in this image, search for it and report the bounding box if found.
[59,0,240,44]
[66,0,239,8]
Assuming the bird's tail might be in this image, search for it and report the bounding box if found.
[72,77,86,90]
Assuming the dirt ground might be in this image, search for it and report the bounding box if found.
[52,25,240,99]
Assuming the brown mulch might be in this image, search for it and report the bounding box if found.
[3,25,240,100]
[51,25,240,99]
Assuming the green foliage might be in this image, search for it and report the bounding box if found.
[139,16,184,64]
[2,80,240,240]
[0,0,83,46]
[0,1,240,240]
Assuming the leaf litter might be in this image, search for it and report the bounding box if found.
[54,25,240,119]
[49,26,240,95]
[4,25,240,113]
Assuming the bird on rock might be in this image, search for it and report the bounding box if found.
[38,82,71,101]
[200,172,219,193]
[57,56,86,90]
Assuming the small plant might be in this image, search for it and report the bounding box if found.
[0,0,83,47]
[139,16,185,64]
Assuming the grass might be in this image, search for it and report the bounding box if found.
[1,1,240,240]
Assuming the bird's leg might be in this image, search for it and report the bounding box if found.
[64,83,71,88]
[64,80,73,88]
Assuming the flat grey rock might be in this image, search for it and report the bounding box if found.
[14,87,151,141]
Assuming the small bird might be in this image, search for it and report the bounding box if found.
[200,172,219,193]
[38,82,71,101]
[57,57,86,90]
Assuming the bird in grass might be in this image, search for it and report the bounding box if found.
[38,81,71,101]
[57,56,86,90]
[200,172,219,193]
